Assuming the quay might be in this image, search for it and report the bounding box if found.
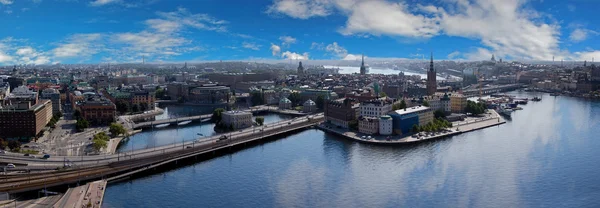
[318,110,506,144]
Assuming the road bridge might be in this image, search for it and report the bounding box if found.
[0,114,324,194]
[462,84,523,97]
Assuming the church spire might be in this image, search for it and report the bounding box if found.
[429,52,434,72]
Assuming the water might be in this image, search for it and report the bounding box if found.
[105,92,600,207]
[116,110,295,153]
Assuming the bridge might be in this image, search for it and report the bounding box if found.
[132,105,272,129]
[462,84,524,97]
[0,114,324,194]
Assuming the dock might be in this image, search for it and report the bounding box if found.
[53,180,107,208]
[318,110,506,144]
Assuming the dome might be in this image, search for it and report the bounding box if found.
[280,97,291,103]
[304,99,316,106]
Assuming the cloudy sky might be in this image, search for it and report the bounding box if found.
[0,0,598,65]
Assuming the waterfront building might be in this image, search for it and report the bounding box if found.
[77,96,116,125]
[359,99,393,117]
[324,98,359,128]
[188,84,231,104]
[388,106,433,135]
[167,82,190,101]
[379,115,393,135]
[105,90,156,111]
[41,88,62,115]
[221,111,252,129]
[303,99,316,113]
[427,53,437,96]
[359,116,379,135]
[0,99,52,139]
[279,97,292,109]
[415,93,451,113]
[450,93,467,113]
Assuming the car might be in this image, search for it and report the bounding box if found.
[186,146,192,149]
[24,153,30,157]
[6,164,16,168]
[43,154,51,159]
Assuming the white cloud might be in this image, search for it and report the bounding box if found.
[572,50,600,62]
[270,44,281,56]
[267,0,330,19]
[53,33,102,58]
[279,36,297,46]
[325,42,348,58]
[310,42,324,50]
[242,42,261,51]
[447,51,461,59]
[154,7,227,32]
[90,0,120,7]
[569,29,587,42]
[145,19,181,33]
[113,31,189,56]
[282,51,309,60]
[0,0,13,5]
[464,48,494,61]
[342,54,363,61]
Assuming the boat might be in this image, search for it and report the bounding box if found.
[154,123,170,128]
[532,97,542,101]
[496,105,512,117]
[177,120,192,126]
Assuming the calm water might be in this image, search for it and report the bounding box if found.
[105,92,600,207]
[116,105,295,153]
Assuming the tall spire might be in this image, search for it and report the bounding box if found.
[359,54,367,75]
[361,54,365,67]
[429,52,434,72]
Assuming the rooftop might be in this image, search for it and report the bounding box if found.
[392,106,430,115]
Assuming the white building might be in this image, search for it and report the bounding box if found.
[221,111,253,129]
[358,116,379,135]
[360,99,393,117]
[379,115,393,135]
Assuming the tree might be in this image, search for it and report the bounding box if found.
[109,123,127,137]
[115,100,129,114]
[411,124,420,133]
[288,92,301,107]
[465,100,486,115]
[8,140,21,151]
[177,96,185,103]
[73,109,82,119]
[155,88,165,99]
[434,109,447,119]
[255,117,264,126]
[422,100,430,107]
[0,138,7,150]
[76,119,89,132]
[132,104,140,113]
[211,108,225,123]
[140,103,148,112]
[316,95,325,109]
[379,92,387,97]
[92,138,108,152]
[393,99,407,111]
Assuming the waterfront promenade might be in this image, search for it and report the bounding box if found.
[318,110,505,144]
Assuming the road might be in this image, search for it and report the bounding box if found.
[0,114,324,169]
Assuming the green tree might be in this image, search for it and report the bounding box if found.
[8,140,21,151]
[115,100,129,114]
[76,119,89,132]
[92,138,108,152]
[411,124,420,133]
[155,88,165,99]
[393,99,407,111]
[0,138,7,150]
[316,95,325,109]
[255,117,264,126]
[109,123,127,137]
[132,104,140,113]
[422,100,430,107]
[177,96,185,103]
[73,109,82,119]
[211,108,225,123]
[465,100,486,115]
[288,92,301,107]
[434,109,446,119]
[379,92,387,97]
[140,103,148,112]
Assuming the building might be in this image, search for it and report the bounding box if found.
[167,82,190,101]
[360,99,393,117]
[279,97,292,109]
[188,84,231,104]
[105,90,156,111]
[358,116,379,135]
[388,106,433,135]
[324,98,359,128]
[379,115,393,135]
[78,96,116,125]
[0,100,52,139]
[300,89,336,102]
[0,80,9,100]
[360,54,367,75]
[221,111,252,129]
[5,85,38,105]
[450,93,467,113]
[297,61,304,75]
[41,88,62,115]
[416,93,451,113]
[303,99,316,113]
[427,53,437,95]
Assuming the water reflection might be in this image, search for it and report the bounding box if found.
[106,93,600,207]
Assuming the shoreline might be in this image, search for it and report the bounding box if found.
[317,109,506,145]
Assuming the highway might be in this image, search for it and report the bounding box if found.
[0,114,324,194]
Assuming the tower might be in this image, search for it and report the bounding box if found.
[427,52,437,96]
[491,54,496,62]
[297,61,304,75]
[360,54,366,75]
[584,60,587,67]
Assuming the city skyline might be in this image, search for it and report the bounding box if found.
[0,0,599,66]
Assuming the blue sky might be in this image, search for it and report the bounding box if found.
[0,0,598,65]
